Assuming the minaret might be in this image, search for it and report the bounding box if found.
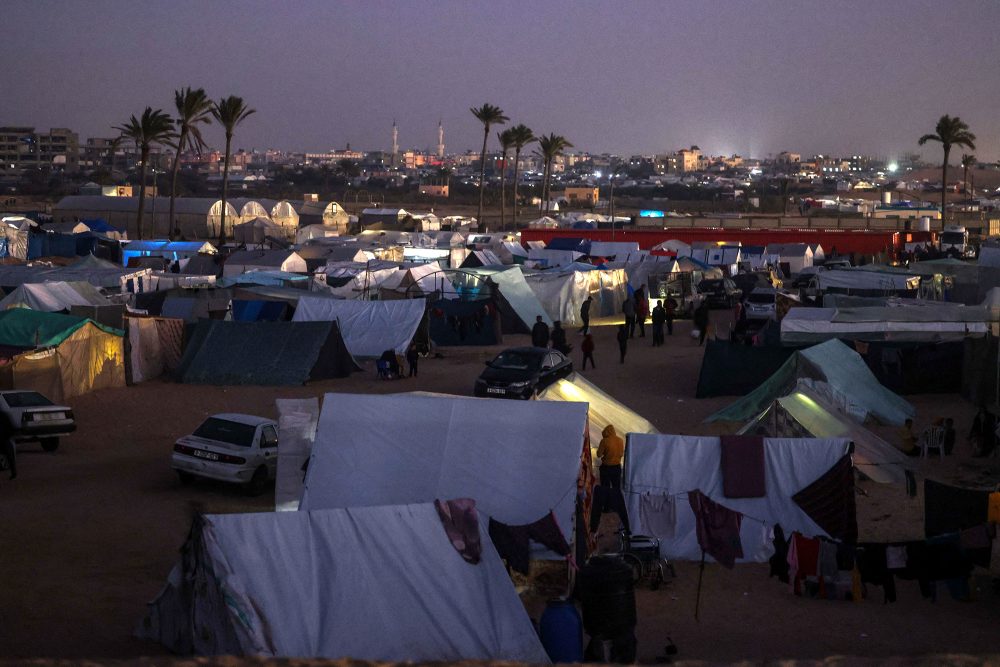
[391,119,399,166]
[437,120,445,159]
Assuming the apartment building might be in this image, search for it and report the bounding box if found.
[0,126,79,174]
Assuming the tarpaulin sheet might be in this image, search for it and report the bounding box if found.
[466,266,552,331]
[0,281,109,312]
[138,504,548,662]
[293,296,425,357]
[275,398,319,512]
[231,300,289,322]
[301,392,587,548]
[696,340,796,398]
[128,317,163,384]
[625,434,850,562]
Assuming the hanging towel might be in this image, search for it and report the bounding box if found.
[886,545,908,570]
[434,498,482,564]
[639,492,676,538]
[720,435,766,498]
[688,490,743,569]
[792,455,858,543]
[924,479,990,538]
[489,511,571,575]
[788,532,820,596]
[988,492,1000,523]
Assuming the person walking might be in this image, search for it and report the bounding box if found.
[550,320,571,355]
[616,324,628,363]
[406,343,419,377]
[596,424,625,490]
[664,297,676,336]
[651,300,665,347]
[693,301,710,346]
[581,333,596,370]
[579,295,593,335]
[531,315,550,348]
[0,409,16,480]
[635,287,648,338]
[622,295,636,338]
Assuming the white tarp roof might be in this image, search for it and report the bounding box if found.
[625,434,850,563]
[588,241,640,257]
[817,270,920,291]
[138,503,548,662]
[301,392,587,546]
[292,296,425,357]
[0,281,109,312]
[782,305,990,343]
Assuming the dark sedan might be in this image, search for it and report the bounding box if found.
[698,278,742,308]
[473,347,573,399]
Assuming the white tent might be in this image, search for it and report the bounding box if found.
[223,250,307,277]
[233,216,285,245]
[301,392,588,550]
[0,281,109,312]
[295,224,340,244]
[292,296,425,357]
[527,248,583,268]
[524,268,628,326]
[138,503,548,662]
[624,434,851,563]
[781,305,990,344]
[588,241,640,258]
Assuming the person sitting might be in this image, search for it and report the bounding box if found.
[897,418,919,457]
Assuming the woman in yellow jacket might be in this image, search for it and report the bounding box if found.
[596,424,625,490]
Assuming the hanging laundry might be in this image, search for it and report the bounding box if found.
[886,545,908,570]
[489,511,571,575]
[720,435,766,498]
[924,479,990,538]
[857,543,896,603]
[688,490,744,569]
[639,491,676,539]
[792,455,858,543]
[434,498,482,564]
[787,532,820,596]
[988,492,1000,524]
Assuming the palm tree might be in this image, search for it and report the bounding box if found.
[113,107,175,240]
[211,96,256,246]
[497,128,515,231]
[918,115,976,222]
[470,104,509,228]
[961,153,976,197]
[535,133,574,215]
[508,124,535,227]
[169,87,213,239]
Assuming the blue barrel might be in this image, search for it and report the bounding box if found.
[539,598,583,663]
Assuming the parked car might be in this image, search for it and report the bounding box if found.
[172,413,279,495]
[698,278,742,308]
[0,390,75,452]
[743,287,777,320]
[473,347,572,399]
[788,266,824,289]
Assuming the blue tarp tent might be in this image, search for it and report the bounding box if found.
[546,237,591,254]
[231,300,290,322]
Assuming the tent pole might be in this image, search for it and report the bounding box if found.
[694,550,706,622]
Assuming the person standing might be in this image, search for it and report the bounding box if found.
[622,295,636,338]
[693,301,710,346]
[550,321,571,355]
[651,300,665,347]
[579,295,593,335]
[581,333,596,370]
[635,287,648,338]
[531,315,550,348]
[616,324,629,363]
[664,297,676,336]
[596,424,625,490]
[406,343,419,378]
[0,409,16,480]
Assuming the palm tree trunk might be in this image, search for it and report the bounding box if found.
[499,152,507,232]
[137,148,149,240]
[220,133,232,246]
[543,159,552,215]
[168,129,185,241]
[941,145,949,225]
[512,148,521,228]
[477,127,488,228]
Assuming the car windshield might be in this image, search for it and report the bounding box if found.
[193,418,257,447]
[942,232,965,245]
[492,351,541,370]
[747,292,775,304]
[3,392,54,408]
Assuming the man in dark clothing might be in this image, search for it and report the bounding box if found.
[0,411,16,480]
[550,321,571,355]
[694,302,710,346]
[635,287,648,338]
[531,315,550,348]
[616,324,628,363]
[579,296,593,334]
[406,343,419,377]
[651,300,665,346]
[664,298,676,335]
[622,296,636,338]
[581,333,595,369]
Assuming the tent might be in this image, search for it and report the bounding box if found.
[223,250,307,277]
[233,216,285,245]
[460,249,502,268]
[0,281,110,312]
[230,300,290,322]
[739,382,910,484]
[781,305,991,344]
[138,505,547,662]
[126,316,184,384]
[292,296,427,357]
[175,320,356,385]
[465,266,552,332]
[706,339,915,426]
[301,392,589,554]
[0,260,151,291]
[695,340,796,398]
[816,270,921,297]
[0,309,125,401]
[524,268,628,326]
[218,270,310,288]
[317,260,401,299]
[624,434,852,562]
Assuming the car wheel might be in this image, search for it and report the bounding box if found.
[177,470,195,485]
[40,437,59,453]
[245,466,270,496]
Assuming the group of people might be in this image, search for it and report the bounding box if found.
[378,344,422,379]
[896,416,959,457]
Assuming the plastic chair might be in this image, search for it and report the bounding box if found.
[920,427,945,460]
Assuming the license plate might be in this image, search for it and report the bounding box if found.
[486,387,506,395]
[33,412,64,421]
[192,450,219,461]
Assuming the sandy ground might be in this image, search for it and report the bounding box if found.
[2,310,1000,662]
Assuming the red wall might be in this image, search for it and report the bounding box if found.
[520,227,919,256]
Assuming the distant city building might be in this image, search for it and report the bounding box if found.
[775,151,801,165]
[419,182,449,198]
[0,126,79,174]
[304,149,364,165]
[563,185,599,207]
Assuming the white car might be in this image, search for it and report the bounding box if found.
[743,287,777,320]
[172,414,279,495]
[0,390,76,452]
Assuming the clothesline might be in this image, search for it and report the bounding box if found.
[624,487,777,530]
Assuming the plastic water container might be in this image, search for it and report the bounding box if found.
[575,555,637,637]
[539,598,583,663]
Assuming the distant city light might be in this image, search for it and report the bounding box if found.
[593,170,602,178]
[888,162,898,173]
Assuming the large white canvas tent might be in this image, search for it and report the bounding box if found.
[524,268,628,326]
[138,504,548,662]
[781,305,990,344]
[0,281,110,312]
[316,260,401,299]
[292,296,426,357]
[466,266,552,331]
[223,250,307,277]
[300,393,588,552]
[625,434,851,562]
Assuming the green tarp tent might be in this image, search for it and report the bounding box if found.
[695,340,796,398]
[0,308,122,348]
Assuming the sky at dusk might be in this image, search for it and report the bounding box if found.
[2,0,999,161]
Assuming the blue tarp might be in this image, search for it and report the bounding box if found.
[28,232,79,259]
[81,218,123,235]
[231,300,289,322]
[546,237,591,254]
